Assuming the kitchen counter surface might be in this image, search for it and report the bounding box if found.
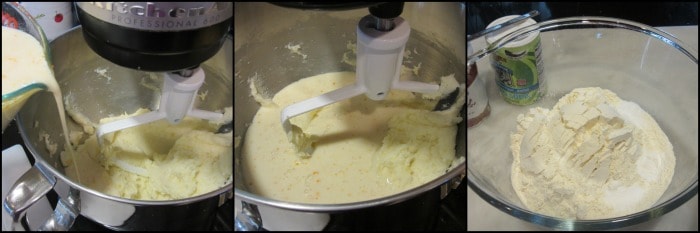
[467,25,698,231]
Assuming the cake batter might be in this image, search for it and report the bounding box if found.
[3,27,82,182]
[242,72,465,204]
[61,107,233,200]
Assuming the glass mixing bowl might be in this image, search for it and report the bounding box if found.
[467,17,698,230]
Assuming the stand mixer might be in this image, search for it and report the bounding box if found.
[74,2,232,139]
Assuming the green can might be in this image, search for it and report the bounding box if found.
[486,15,545,106]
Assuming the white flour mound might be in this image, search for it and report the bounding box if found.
[510,87,675,219]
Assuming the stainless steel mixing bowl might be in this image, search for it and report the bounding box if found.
[234,1,465,218]
[468,17,698,230]
[6,26,233,230]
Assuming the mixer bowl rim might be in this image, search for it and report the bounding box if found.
[468,16,699,65]
[234,163,464,212]
[466,177,699,230]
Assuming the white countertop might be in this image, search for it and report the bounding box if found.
[467,25,698,231]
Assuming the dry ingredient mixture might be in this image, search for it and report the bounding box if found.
[510,87,675,219]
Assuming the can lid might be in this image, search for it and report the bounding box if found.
[485,15,538,48]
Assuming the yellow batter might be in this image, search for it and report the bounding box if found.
[61,108,233,200]
[242,72,465,204]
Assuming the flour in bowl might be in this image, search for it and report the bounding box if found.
[510,87,675,219]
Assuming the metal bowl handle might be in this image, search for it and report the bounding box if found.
[39,188,80,231]
[440,170,466,199]
[4,165,54,230]
[3,164,79,231]
[234,201,262,231]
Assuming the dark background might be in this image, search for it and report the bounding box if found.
[468,2,699,34]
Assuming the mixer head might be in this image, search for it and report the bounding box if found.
[75,2,232,72]
[74,2,232,142]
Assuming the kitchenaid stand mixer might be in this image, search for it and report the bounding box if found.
[3,3,232,231]
[75,2,232,139]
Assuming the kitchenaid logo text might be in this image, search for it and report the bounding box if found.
[89,2,224,18]
[81,2,231,30]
